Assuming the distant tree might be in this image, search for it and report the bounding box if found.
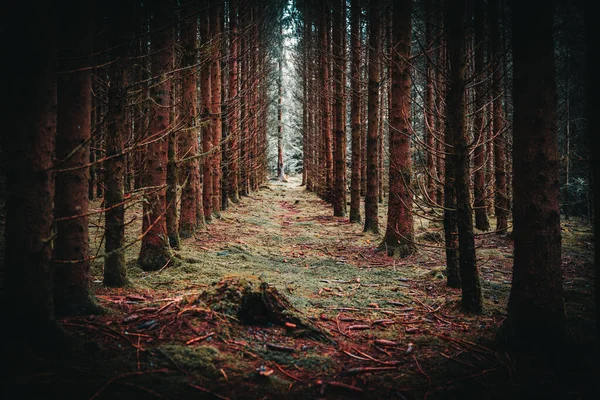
[349,0,363,223]
[473,0,490,231]
[364,0,381,234]
[201,2,214,220]
[210,0,223,216]
[424,0,437,206]
[277,26,285,181]
[332,0,347,217]
[319,6,333,202]
[381,0,415,257]
[54,0,101,315]
[489,0,508,232]
[584,0,599,348]
[228,0,241,202]
[500,0,565,347]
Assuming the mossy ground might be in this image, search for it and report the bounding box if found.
[5,177,597,399]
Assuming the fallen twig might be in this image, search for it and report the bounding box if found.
[89,369,171,400]
[266,343,295,352]
[189,384,231,400]
[186,332,215,345]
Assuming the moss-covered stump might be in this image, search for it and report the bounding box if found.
[204,276,333,343]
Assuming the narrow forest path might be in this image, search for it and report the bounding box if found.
[64,178,595,400]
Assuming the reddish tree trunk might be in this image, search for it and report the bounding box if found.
[179,4,203,237]
[381,0,414,257]
[501,0,565,348]
[320,8,333,202]
[211,0,223,215]
[349,0,362,223]
[138,0,173,270]
[54,1,100,315]
[229,0,240,203]
[332,0,347,216]
[424,0,437,206]
[364,0,380,234]
[201,5,213,221]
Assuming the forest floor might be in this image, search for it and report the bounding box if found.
[5,177,598,399]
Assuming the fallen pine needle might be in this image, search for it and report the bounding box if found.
[346,366,398,376]
[188,384,231,400]
[266,343,295,352]
[318,380,364,393]
[89,369,171,400]
[186,332,215,345]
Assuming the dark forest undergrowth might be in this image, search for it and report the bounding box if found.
[3,178,598,399]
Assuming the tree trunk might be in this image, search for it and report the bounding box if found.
[4,0,63,343]
[138,0,173,271]
[490,0,508,233]
[179,4,203,238]
[201,4,213,221]
[229,0,240,202]
[104,0,134,287]
[584,0,600,352]
[319,8,333,202]
[381,0,414,257]
[349,0,362,223]
[424,0,437,207]
[210,0,223,216]
[277,35,284,181]
[445,0,482,312]
[364,0,381,234]
[500,0,565,348]
[332,0,347,217]
[54,0,100,315]
[473,0,490,231]
[442,9,459,290]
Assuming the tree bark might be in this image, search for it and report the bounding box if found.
[445,0,482,312]
[490,0,508,232]
[138,0,174,271]
[179,3,204,238]
[277,32,284,181]
[210,0,223,216]
[4,0,63,344]
[104,0,135,287]
[332,0,347,217]
[54,0,101,315]
[424,0,437,207]
[201,4,214,221]
[584,0,600,352]
[229,0,240,202]
[349,0,362,223]
[473,0,490,231]
[319,8,333,202]
[364,0,381,234]
[381,0,415,258]
[500,0,565,348]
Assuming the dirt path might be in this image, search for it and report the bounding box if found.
[55,178,595,400]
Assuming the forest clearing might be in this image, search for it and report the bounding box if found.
[4,178,595,399]
[2,0,599,398]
